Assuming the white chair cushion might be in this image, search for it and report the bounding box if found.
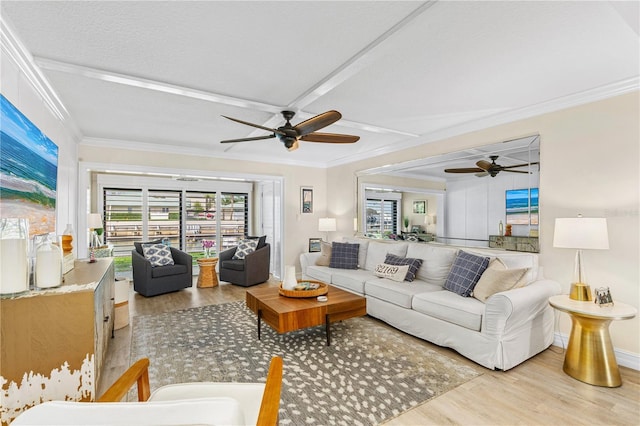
[12,397,245,425]
[150,382,266,426]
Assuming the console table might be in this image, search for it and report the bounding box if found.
[549,295,637,387]
[489,235,539,252]
[0,258,115,424]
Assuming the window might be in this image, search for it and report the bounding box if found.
[104,188,249,274]
[365,198,398,235]
[103,189,143,258]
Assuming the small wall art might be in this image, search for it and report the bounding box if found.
[301,187,313,213]
[308,238,322,252]
[412,200,426,214]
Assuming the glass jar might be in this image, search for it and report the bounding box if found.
[0,218,30,295]
[35,233,63,289]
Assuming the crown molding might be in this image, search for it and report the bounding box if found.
[0,16,83,142]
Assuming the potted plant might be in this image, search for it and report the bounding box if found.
[403,217,410,232]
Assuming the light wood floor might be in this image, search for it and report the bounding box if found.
[101,278,640,425]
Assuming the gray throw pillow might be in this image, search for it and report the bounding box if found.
[232,239,258,260]
[329,242,359,269]
[443,250,490,297]
[142,243,175,267]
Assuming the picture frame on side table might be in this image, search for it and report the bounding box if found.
[301,187,313,213]
[412,200,426,214]
[309,238,322,253]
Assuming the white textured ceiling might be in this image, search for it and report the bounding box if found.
[1,1,638,168]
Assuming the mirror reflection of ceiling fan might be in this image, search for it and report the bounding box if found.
[220,110,360,151]
[444,155,539,178]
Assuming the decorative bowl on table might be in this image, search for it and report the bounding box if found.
[279,280,328,298]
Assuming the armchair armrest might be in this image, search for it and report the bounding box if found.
[219,246,237,262]
[169,247,192,266]
[132,250,152,279]
[483,279,562,337]
[98,358,150,402]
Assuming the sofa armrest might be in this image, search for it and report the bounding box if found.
[483,279,562,337]
[299,252,322,275]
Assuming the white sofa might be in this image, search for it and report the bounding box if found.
[300,237,561,371]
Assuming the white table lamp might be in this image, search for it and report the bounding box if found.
[319,218,336,242]
[553,216,609,301]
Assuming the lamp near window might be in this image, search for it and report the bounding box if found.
[318,218,336,242]
[88,213,103,248]
[553,215,609,301]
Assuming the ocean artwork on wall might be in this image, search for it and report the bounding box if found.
[506,188,538,225]
[0,94,58,236]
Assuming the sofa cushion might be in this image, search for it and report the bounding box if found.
[465,249,538,284]
[331,268,375,294]
[329,242,359,269]
[220,259,245,272]
[142,243,175,267]
[232,239,258,259]
[364,241,408,272]
[443,250,490,297]
[384,253,423,282]
[365,278,441,308]
[151,263,188,278]
[305,265,332,284]
[315,241,332,266]
[342,237,369,268]
[373,263,410,282]
[412,290,485,331]
[473,261,528,302]
[405,243,459,286]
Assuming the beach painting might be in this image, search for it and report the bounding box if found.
[1,94,58,236]
[506,188,538,225]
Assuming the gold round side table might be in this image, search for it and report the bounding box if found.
[197,258,219,288]
[549,295,636,387]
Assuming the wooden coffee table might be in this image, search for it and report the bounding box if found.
[246,284,366,346]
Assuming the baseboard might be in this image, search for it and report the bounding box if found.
[552,332,639,371]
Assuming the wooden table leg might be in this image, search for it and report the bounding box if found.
[258,309,262,340]
[326,314,330,346]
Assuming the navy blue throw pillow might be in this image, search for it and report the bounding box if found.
[384,253,423,282]
[329,242,360,269]
[444,251,490,297]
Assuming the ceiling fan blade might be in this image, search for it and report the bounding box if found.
[294,110,342,136]
[500,161,540,169]
[222,115,286,136]
[220,134,276,144]
[502,169,530,174]
[476,160,493,171]
[300,132,359,143]
[475,172,489,177]
[444,167,486,173]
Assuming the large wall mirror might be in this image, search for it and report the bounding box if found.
[356,135,540,252]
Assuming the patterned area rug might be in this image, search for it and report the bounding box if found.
[131,301,481,425]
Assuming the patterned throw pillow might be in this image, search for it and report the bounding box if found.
[142,243,174,267]
[329,242,359,269]
[374,263,410,282]
[405,234,420,242]
[444,251,490,297]
[384,253,423,282]
[232,239,258,260]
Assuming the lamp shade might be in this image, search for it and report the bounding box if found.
[553,217,609,250]
[88,213,103,229]
[318,218,337,232]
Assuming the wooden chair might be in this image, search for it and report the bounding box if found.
[13,356,283,426]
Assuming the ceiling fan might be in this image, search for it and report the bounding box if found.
[220,110,359,151]
[444,155,539,178]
